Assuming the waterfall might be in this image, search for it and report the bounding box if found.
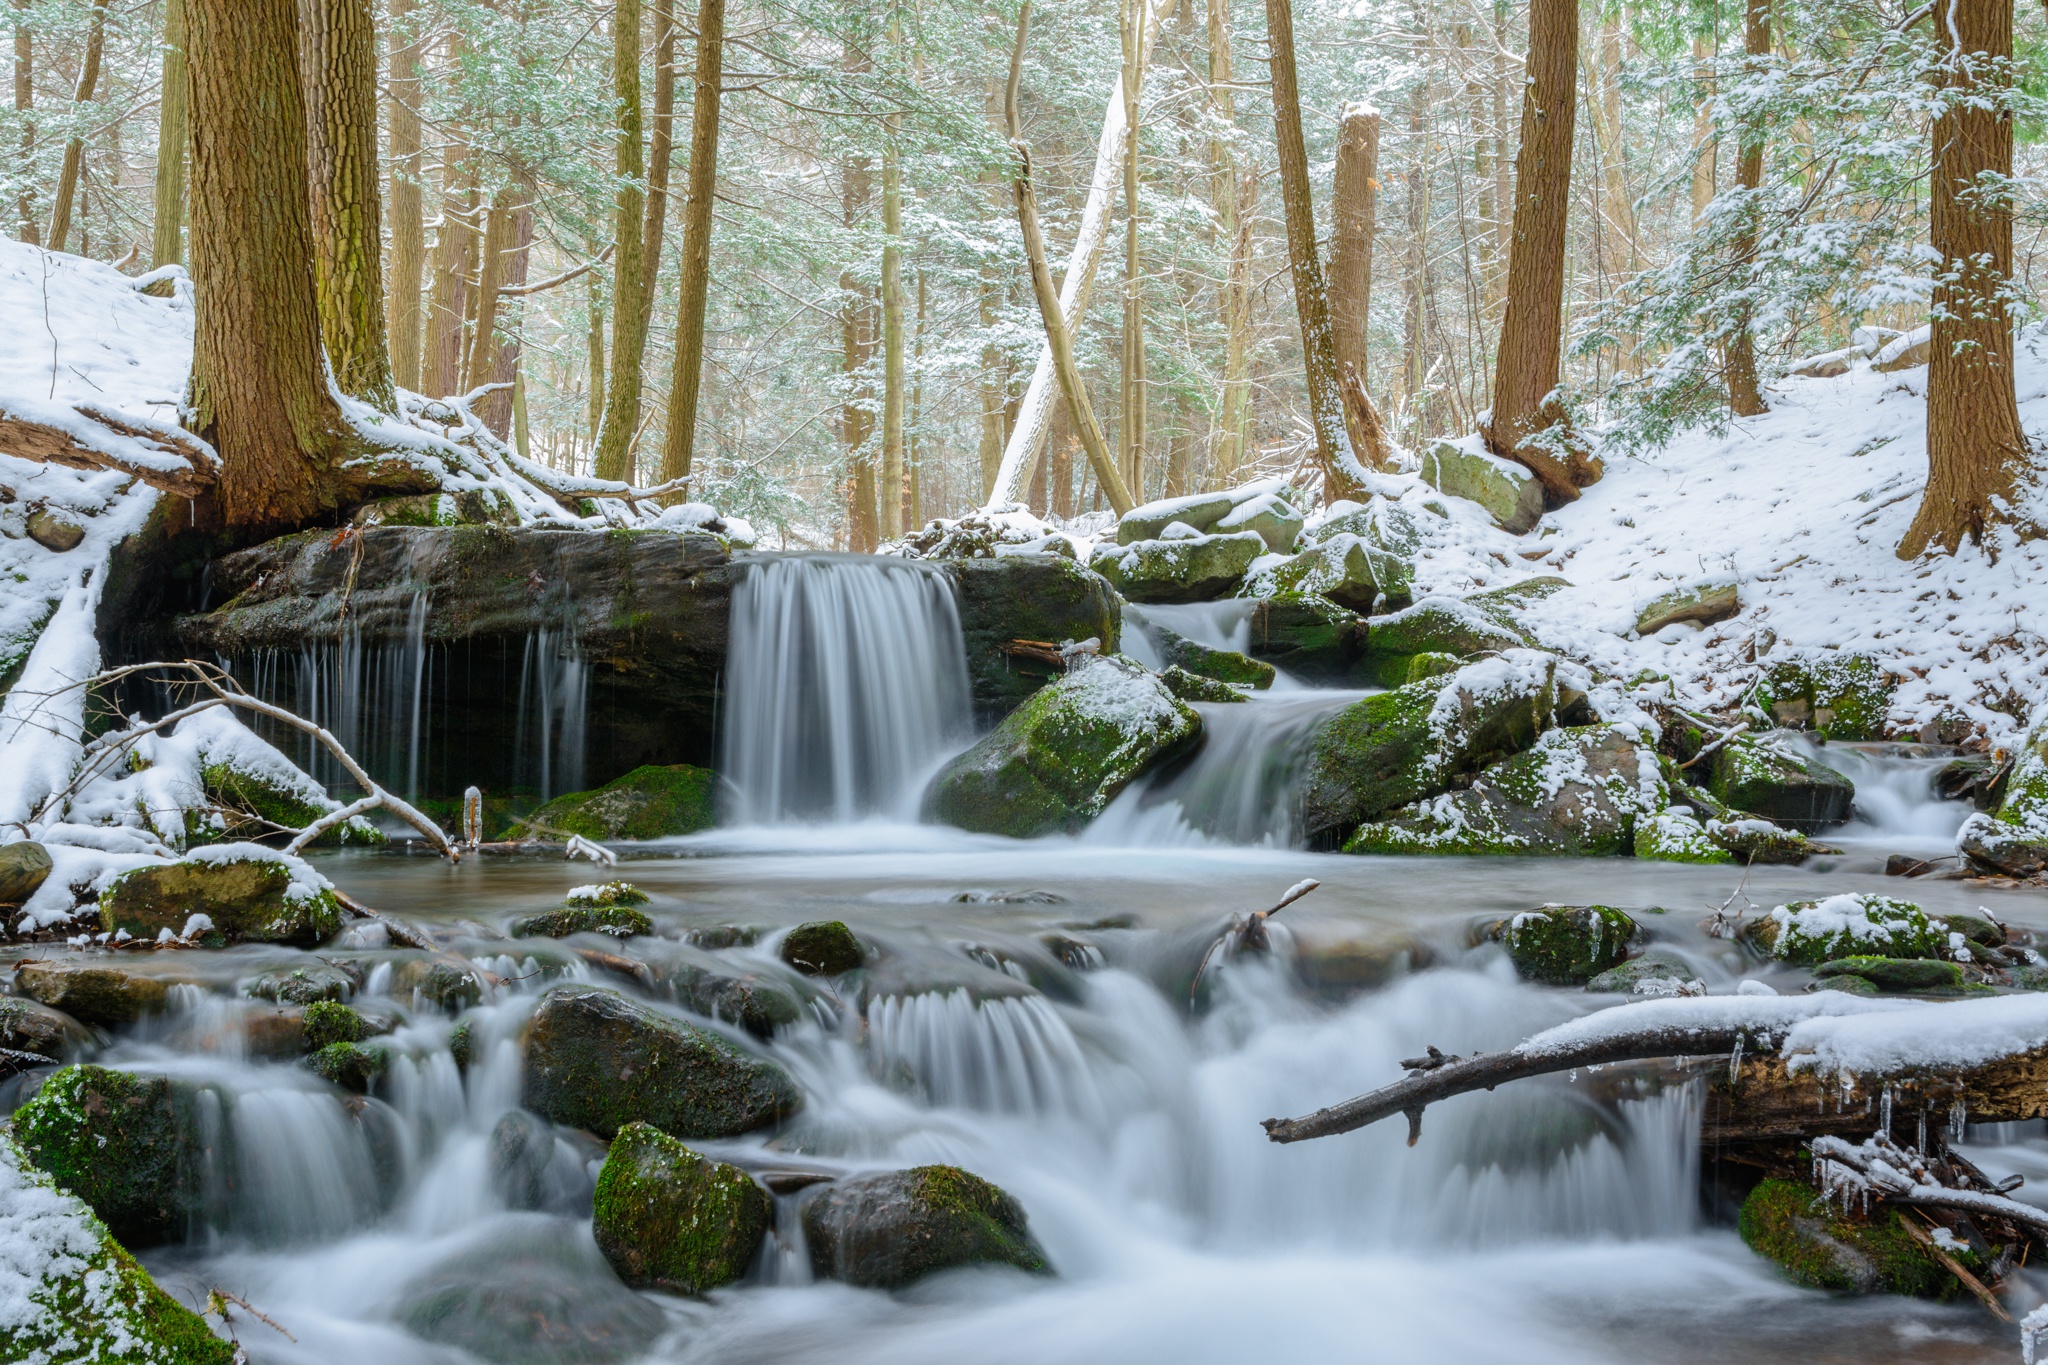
[512,627,588,803]
[720,554,972,823]
[1785,737,1974,854]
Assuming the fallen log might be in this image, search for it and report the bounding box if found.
[0,399,217,497]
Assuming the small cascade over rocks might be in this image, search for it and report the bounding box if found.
[721,554,973,823]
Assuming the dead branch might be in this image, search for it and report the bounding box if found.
[498,242,616,296]
[0,401,216,497]
[1001,638,1069,667]
[329,889,435,950]
[1190,878,1321,1002]
[575,946,654,987]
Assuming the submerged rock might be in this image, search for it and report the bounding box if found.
[593,1122,771,1295]
[1739,1178,1951,1296]
[1585,955,1703,995]
[98,852,341,947]
[1153,627,1274,689]
[634,942,806,1037]
[513,904,656,939]
[1090,531,1267,604]
[1703,734,1854,832]
[1741,894,1946,966]
[1755,653,1895,741]
[923,656,1200,838]
[780,920,866,976]
[0,1134,234,1365]
[527,764,718,841]
[1481,905,1641,985]
[0,838,53,905]
[0,995,92,1059]
[802,1165,1051,1289]
[489,1110,558,1211]
[14,958,172,1027]
[1808,955,1966,994]
[521,985,801,1140]
[11,1065,203,1246]
[245,961,358,1005]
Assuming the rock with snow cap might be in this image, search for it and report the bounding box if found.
[1089,531,1266,603]
[1420,439,1546,534]
[1635,577,1739,636]
[1740,894,1946,967]
[98,846,342,947]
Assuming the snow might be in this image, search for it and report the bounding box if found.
[1514,991,1909,1060]
[0,1135,166,1364]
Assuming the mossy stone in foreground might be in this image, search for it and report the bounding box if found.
[13,958,171,1027]
[528,764,718,841]
[11,1065,202,1246]
[521,986,801,1140]
[1161,665,1248,704]
[1705,735,1854,833]
[803,1165,1051,1289]
[1739,1178,1951,1296]
[307,1040,387,1092]
[513,904,655,939]
[779,921,865,976]
[302,1000,365,1050]
[1809,956,1965,994]
[1742,894,1944,966]
[99,855,341,947]
[592,1122,770,1294]
[199,760,383,848]
[1483,905,1641,985]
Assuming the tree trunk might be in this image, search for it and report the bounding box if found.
[1481,0,1579,502]
[472,178,533,438]
[45,0,107,253]
[1489,1,1512,325]
[187,0,379,534]
[1722,0,1768,418]
[386,0,425,390]
[1208,0,1251,484]
[584,275,605,461]
[1594,6,1638,369]
[880,97,906,536]
[1690,34,1715,227]
[301,0,395,409]
[1329,104,1378,405]
[1048,397,1074,517]
[11,0,32,244]
[908,266,926,526]
[423,124,477,399]
[592,0,648,481]
[641,0,676,302]
[1262,0,1361,502]
[841,58,878,553]
[1900,0,2039,558]
[149,0,189,271]
[657,0,725,487]
[1401,94,1427,433]
[1119,0,1147,499]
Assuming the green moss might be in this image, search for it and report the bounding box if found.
[1706,736,1855,832]
[1482,905,1640,984]
[803,1164,1051,1289]
[12,1066,201,1246]
[1240,593,1370,683]
[99,856,342,947]
[307,1041,386,1092]
[302,1000,365,1050]
[780,921,865,976]
[527,765,719,841]
[591,1122,771,1294]
[1634,809,1736,863]
[512,904,655,938]
[1744,895,1945,966]
[197,761,384,848]
[568,879,649,906]
[1756,654,1895,741]
[1810,956,1964,993]
[1402,651,1463,685]
[1739,1178,1951,1296]
[1360,596,1527,686]
[1156,629,1275,688]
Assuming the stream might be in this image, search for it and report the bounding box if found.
[30,556,2046,1363]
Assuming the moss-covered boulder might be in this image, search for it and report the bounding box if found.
[1957,813,2048,878]
[1421,439,1545,533]
[1586,955,1702,995]
[198,758,383,848]
[1809,956,1966,994]
[1345,725,1661,857]
[1704,735,1854,832]
[947,555,1123,725]
[307,1040,388,1092]
[528,765,718,841]
[244,961,357,1005]
[1756,653,1895,741]
[1739,1178,1951,1295]
[302,1000,365,1050]
[514,904,655,939]
[1360,595,1530,687]
[802,1165,1051,1289]
[1634,578,1739,636]
[14,959,172,1027]
[1741,894,1945,966]
[380,952,487,1012]
[592,1122,770,1295]
[1090,531,1266,604]
[1299,654,1556,847]
[1239,535,1407,614]
[0,995,92,1059]
[780,920,866,976]
[923,656,1200,838]
[633,943,806,1038]
[11,1066,203,1246]
[1153,627,1274,689]
[1161,666,1248,703]
[521,985,801,1140]
[1242,594,1371,683]
[1481,905,1641,985]
[1214,490,1306,553]
[0,838,53,905]
[1706,816,1832,864]
[1116,491,1237,544]
[98,851,342,947]
[1634,808,1736,864]
[0,1134,234,1365]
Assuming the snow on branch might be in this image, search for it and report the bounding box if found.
[0,395,217,497]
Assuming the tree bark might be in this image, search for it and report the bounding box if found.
[657,0,725,487]
[641,0,676,303]
[149,0,189,271]
[1208,0,1250,484]
[423,111,477,400]
[1262,0,1362,502]
[1329,104,1378,412]
[880,64,906,537]
[584,274,605,460]
[45,0,107,253]
[301,0,395,409]
[1722,0,1768,417]
[1900,0,2040,557]
[386,0,425,391]
[1481,0,1580,502]
[592,0,649,481]
[1690,34,1715,227]
[1119,0,1147,499]
[1401,90,1427,433]
[11,0,32,244]
[841,47,879,553]
[472,177,534,438]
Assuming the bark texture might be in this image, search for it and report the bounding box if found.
[149,0,189,271]
[386,0,425,390]
[11,0,31,244]
[1119,0,1147,499]
[881,122,906,537]
[658,0,726,487]
[1329,104,1379,409]
[1207,0,1250,481]
[592,0,649,481]
[1722,0,1768,418]
[45,0,107,253]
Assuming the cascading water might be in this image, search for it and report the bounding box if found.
[512,627,589,803]
[720,554,973,823]
[1789,737,1975,855]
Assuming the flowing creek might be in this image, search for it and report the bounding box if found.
[28,556,2047,1364]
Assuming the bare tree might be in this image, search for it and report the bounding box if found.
[45,0,108,252]
[1722,0,1767,417]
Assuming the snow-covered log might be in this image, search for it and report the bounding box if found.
[0,397,216,497]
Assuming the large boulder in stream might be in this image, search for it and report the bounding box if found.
[1480,905,1642,984]
[527,763,719,840]
[1298,653,1558,847]
[922,655,1200,838]
[1701,733,1854,832]
[98,849,341,947]
[14,958,174,1026]
[1739,1178,1950,1296]
[947,555,1122,724]
[1739,894,1947,966]
[521,985,801,1140]
[592,1122,771,1294]
[1089,531,1267,603]
[802,1165,1051,1289]
[1358,594,1531,688]
[11,1065,205,1246]
[0,995,93,1059]
[1957,706,2048,875]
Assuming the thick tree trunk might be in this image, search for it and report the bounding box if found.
[1119,0,1147,499]
[1048,397,1074,517]
[1690,35,1715,227]
[841,55,879,553]
[386,0,425,391]
[592,0,649,481]
[45,0,107,253]
[301,0,395,409]
[470,178,533,438]
[423,141,477,399]
[149,0,189,271]
[1482,0,1579,502]
[978,262,1006,499]
[1329,104,1378,406]
[187,0,377,534]
[11,0,32,244]
[657,0,725,487]
[641,0,675,302]
[1263,0,1362,502]
[1900,0,2040,558]
[1722,0,1768,417]
[1208,0,1250,484]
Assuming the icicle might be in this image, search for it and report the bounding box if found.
[1879,1083,1893,1136]
[1727,1035,1744,1084]
[1948,1099,1966,1144]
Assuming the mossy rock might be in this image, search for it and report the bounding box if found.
[1161,665,1248,704]
[1482,905,1641,985]
[780,921,866,976]
[1739,1178,1952,1296]
[0,1134,234,1365]
[384,952,487,1012]
[302,1000,365,1050]
[1810,973,1881,996]
[1707,816,1830,864]
[922,656,1200,838]
[1809,956,1965,994]
[1239,535,1409,615]
[1705,735,1854,832]
[947,556,1123,724]
[566,880,650,907]
[307,1040,388,1092]
[1154,627,1274,689]
[1242,593,1371,684]
[1940,912,2006,950]
[592,1122,771,1295]
[1957,812,2048,878]
[0,838,53,905]
[513,904,655,939]
[1586,955,1700,994]
[1635,578,1739,635]
[198,761,383,848]
[521,985,801,1140]
[1401,651,1463,685]
[1742,894,1945,966]
[1089,531,1265,603]
[1360,595,1528,687]
[98,855,341,947]
[1116,491,1236,543]
[11,1065,203,1246]
[13,959,172,1027]
[802,1165,1051,1289]
[528,765,718,841]
[1310,496,1430,560]
[1634,808,1735,864]
[0,995,92,1059]
[1213,490,1306,553]
[245,961,357,1005]
[1755,653,1895,741]
[635,946,805,1039]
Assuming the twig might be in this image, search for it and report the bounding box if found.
[1897,1215,2014,1321]
[206,1289,296,1342]
[1679,720,1752,770]
[1190,878,1321,1004]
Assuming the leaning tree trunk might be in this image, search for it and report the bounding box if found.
[1899,0,2040,557]
[657,0,726,488]
[386,0,425,391]
[302,0,396,410]
[1263,0,1363,503]
[591,0,649,482]
[186,0,374,533]
[1722,0,1768,418]
[149,0,188,272]
[1119,0,1147,499]
[45,0,107,253]
[1482,0,1579,501]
